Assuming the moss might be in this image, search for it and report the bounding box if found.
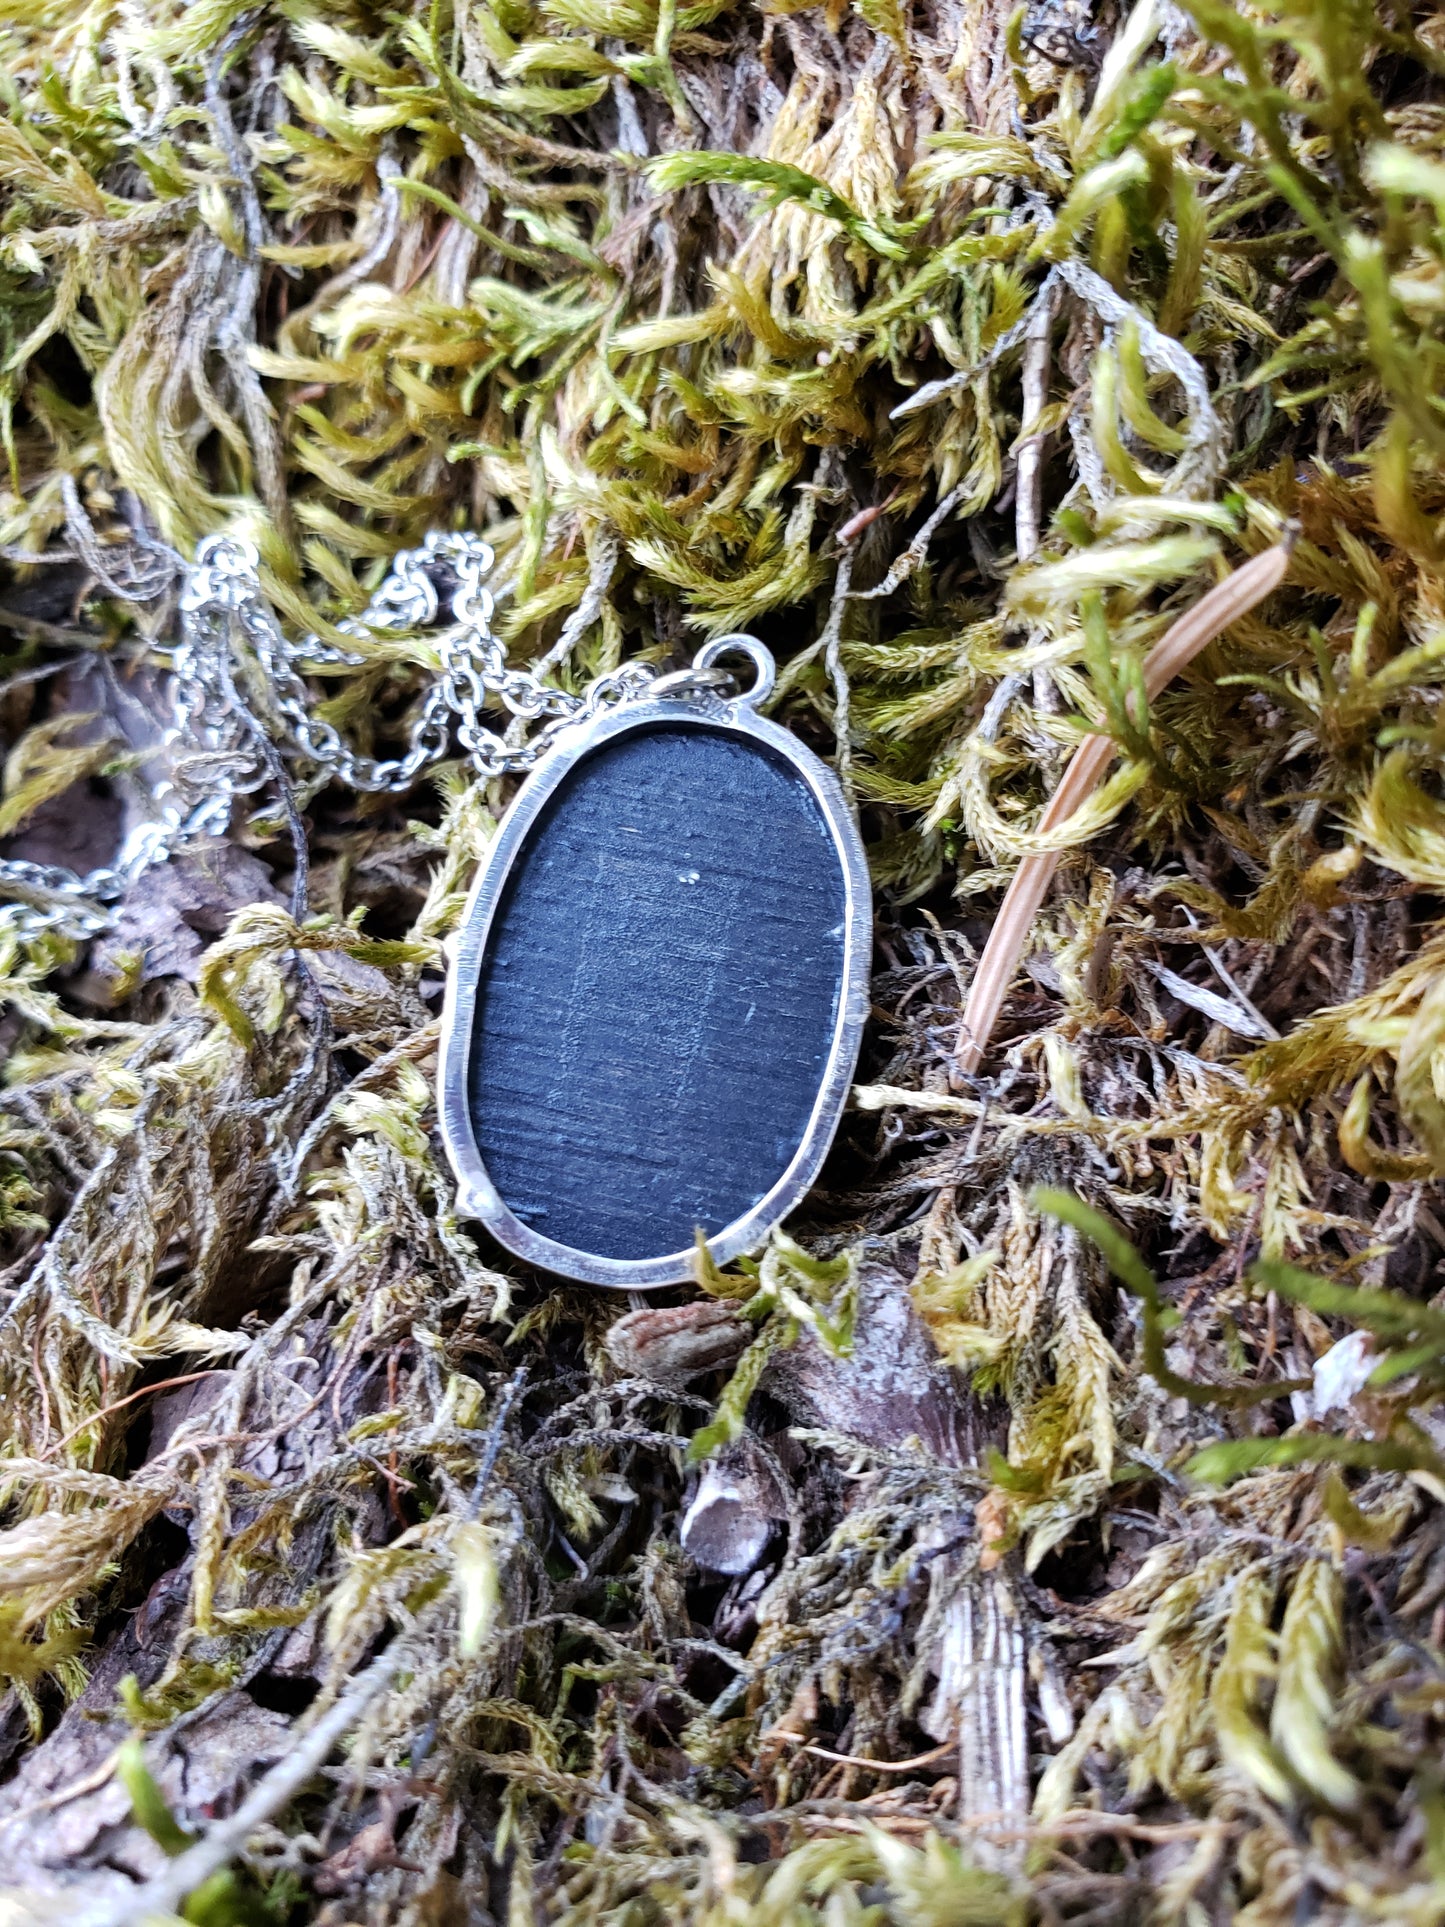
[3,0,1445,1919]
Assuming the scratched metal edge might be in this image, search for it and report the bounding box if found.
[438,689,873,1290]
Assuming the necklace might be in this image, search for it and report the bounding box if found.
[0,535,871,1287]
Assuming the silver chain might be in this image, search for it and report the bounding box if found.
[0,530,658,946]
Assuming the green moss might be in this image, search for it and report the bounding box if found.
[4,0,1445,1918]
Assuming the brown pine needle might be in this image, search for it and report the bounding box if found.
[40,1369,229,1460]
[956,535,1296,1075]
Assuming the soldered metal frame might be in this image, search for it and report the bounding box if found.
[438,647,872,1291]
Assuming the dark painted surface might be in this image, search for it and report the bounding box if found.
[467,722,848,1262]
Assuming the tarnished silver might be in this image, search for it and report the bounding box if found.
[437,642,872,1290]
[0,530,652,945]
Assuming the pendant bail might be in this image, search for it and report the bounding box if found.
[693,635,775,708]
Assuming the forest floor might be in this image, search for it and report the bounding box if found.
[2,0,1445,1921]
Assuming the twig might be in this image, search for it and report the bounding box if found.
[0,545,79,565]
[1179,904,1282,1042]
[0,652,87,697]
[0,610,102,651]
[821,547,857,809]
[408,1363,533,1774]
[93,1637,412,1927]
[465,1364,528,1520]
[203,47,291,538]
[534,524,619,678]
[230,675,310,923]
[1052,257,1227,496]
[956,538,1295,1074]
[782,1804,1236,1845]
[0,1748,124,1835]
[799,1738,957,1773]
[849,485,964,603]
[889,272,1061,423]
[1015,281,1058,567]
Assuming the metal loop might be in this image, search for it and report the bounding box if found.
[583,663,656,714]
[692,634,775,709]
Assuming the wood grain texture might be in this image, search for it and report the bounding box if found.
[466,723,847,1262]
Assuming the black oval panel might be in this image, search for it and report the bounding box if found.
[466,721,848,1262]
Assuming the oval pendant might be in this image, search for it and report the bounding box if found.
[439,646,871,1289]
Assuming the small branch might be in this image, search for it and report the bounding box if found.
[889,271,1060,423]
[0,610,102,652]
[0,1749,124,1838]
[821,546,857,808]
[777,1803,1238,1845]
[94,1636,412,1927]
[226,672,310,923]
[1015,281,1058,567]
[956,537,1295,1074]
[849,485,964,604]
[534,524,620,678]
[799,1738,957,1773]
[465,1363,528,1520]
[0,651,89,696]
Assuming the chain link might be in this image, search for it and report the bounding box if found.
[0,530,658,946]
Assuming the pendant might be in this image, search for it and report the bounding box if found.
[439,639,872,1288]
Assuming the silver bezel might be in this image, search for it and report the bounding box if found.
[438,689,872,1290]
